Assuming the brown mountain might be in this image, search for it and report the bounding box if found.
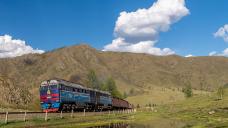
[0,44,228,110]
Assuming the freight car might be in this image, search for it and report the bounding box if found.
[39,79,131,112]
[112,97,131,109]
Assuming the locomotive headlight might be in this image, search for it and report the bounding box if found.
[47,89,51,95]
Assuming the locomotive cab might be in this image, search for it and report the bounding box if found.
[40,80,61,112]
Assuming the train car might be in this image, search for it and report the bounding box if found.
[95,90,112,110]
[112,97,131,109]
[59,80,91,111]
[39,79,112,112]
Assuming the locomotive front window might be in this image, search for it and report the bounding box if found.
[40,86,48,91]
[50,85,58,90]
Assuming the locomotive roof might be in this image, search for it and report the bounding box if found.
[41,79,111,95]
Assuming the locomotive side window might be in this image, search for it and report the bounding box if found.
[67,86,72,91]
[73,88,80,92]
[60,85,72,91]
[60,84,65,90]
[85,90,89,94]
[61,85,65,90]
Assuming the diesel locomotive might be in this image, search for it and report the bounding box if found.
[39,79,132,112]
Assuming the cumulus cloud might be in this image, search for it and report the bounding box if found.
[103,0,189,56]
[0,35,44,58]
[209,49,228,57]
[214,24,228,42]
[104,38,175,55]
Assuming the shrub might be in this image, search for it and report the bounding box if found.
[182,83,193,98]
[217,86,224,100]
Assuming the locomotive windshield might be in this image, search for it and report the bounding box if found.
[40,86,48,95]
[40,85,58,90]
[40,85,59,94]
[40,86,48,91]
[49,85,58,89]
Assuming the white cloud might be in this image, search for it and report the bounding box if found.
[103,0,189,56]
[214,24,228,42]
[185,54,193,57]
[0,35,44,58]
[209,49,228,57]
[104,38,175,55]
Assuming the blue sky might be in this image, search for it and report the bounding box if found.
[0,0,228,57]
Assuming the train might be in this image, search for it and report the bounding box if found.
[39,79,132,112]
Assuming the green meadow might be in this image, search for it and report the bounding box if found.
[0,88,227,128]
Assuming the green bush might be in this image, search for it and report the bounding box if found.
[217,86,225,100]
[182,83,193,98]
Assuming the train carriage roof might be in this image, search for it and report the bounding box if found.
[41,78,111,95]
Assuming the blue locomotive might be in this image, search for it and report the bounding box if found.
[40,79,113,112]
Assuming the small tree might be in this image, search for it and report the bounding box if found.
[137,104,140,109]
[100,82,107,91]
[104,77,123,98]
[87,70,100,89]
[217,86,224,100]
[182,83,193,98]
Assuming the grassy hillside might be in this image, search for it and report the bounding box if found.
[159,88,228,127]
[129,88,228,128]
[0,44,228,110]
